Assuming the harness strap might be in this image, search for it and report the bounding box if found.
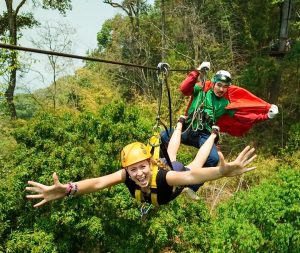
[135,62,172,207]
[156,63,172,137]
[134,165,159,206]
[135,189,142,202]
[148,132,159,206]
[134,133,160,206]
[150,165,158,206]
[148,133,160,160]
[160,138,173,170]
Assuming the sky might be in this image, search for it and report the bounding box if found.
[0,0,154,91]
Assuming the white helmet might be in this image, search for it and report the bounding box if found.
[216,70,231,79]
[213,70,232,84]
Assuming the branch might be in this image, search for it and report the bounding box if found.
[19,84,44,108]
[15,0,27,15]
[103,0,130,16]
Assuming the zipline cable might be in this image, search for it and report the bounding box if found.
[0,43,192,72]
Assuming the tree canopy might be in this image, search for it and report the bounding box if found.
[1,0,300,251]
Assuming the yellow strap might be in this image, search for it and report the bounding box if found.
[147,132,160,160]
[134,133,160,206]
[135,189,142,202]
[148,133,160,206]
[151,165,158,188]
[150,165,158,206]
[134,165,159,206]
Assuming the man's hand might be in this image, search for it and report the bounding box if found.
[268,104,279,119]
[177,115,187,124]
[197,61,211,73]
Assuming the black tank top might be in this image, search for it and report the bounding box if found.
[125,161,186,205]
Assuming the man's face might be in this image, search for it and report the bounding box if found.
[213,82,230,97]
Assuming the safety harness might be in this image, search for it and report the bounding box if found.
[137,63,173,217]
[183,78,217,134]
[134,133,160,206]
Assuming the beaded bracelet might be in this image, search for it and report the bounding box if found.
[66,182,78,197]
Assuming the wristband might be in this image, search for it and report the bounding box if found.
[177,116,186,124]
[211,125,220,144]
[66,182,78,197]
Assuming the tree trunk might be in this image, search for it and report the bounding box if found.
[53,74,57,109]
[269,69,282,104]
[5,64,17,119]
[5,0,26,119]
[269,0,292,104]
[279,0,292,51]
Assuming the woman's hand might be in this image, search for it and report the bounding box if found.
[219,146,257,177]
[26,172,66,208]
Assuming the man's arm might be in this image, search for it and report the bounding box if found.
[232,111,269,124]
[179,70,200,96]
[180,62,210,96]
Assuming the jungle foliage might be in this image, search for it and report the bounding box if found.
[1,0,300,252]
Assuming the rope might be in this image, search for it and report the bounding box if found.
[156,63,175,171]
[183,73,209,134]
[0,43,192,72]
[155,63,173,132]
[155,71,163,129]
[165,76,173,133]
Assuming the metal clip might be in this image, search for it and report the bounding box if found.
[140,203,152,219]
[157,62,170,74]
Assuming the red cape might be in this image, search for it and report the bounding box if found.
[216,85,271,136]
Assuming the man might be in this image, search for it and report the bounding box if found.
[161,62,278,198]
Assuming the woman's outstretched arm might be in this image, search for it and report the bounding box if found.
[26,169,126,208]
[166,146,256,186]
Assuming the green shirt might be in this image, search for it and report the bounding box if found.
[186,85,235,131]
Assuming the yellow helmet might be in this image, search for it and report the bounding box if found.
[121,142,151,167]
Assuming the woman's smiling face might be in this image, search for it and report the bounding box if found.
[126,159,151,188]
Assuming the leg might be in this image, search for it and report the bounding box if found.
[186,132,218,192]
[161,123,200,149]
[198,133,219,167]
[167,122,183,162]
[160,122,193,159]
[160,129,173,146]
[186,133,217,170]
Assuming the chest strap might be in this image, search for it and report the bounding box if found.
[135,133,160,206]
[134,165,159,206]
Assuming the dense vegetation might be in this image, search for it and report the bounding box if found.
[1,0,300,252]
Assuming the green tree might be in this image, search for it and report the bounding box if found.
[211,165,300,253]
[0,100,215,252]
[1,0,72,119]
[31,21,75,109]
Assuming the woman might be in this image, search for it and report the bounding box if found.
[26,118,256,207]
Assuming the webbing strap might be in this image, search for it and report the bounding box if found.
[150,165,158,206]
[156,63,172,136]
[135,189,142,202]
[134,133,160,206]
[148,132,160,160]
[134,165,159,206]
[148,133,159,206]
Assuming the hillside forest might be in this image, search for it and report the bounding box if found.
[1,0,300,252]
